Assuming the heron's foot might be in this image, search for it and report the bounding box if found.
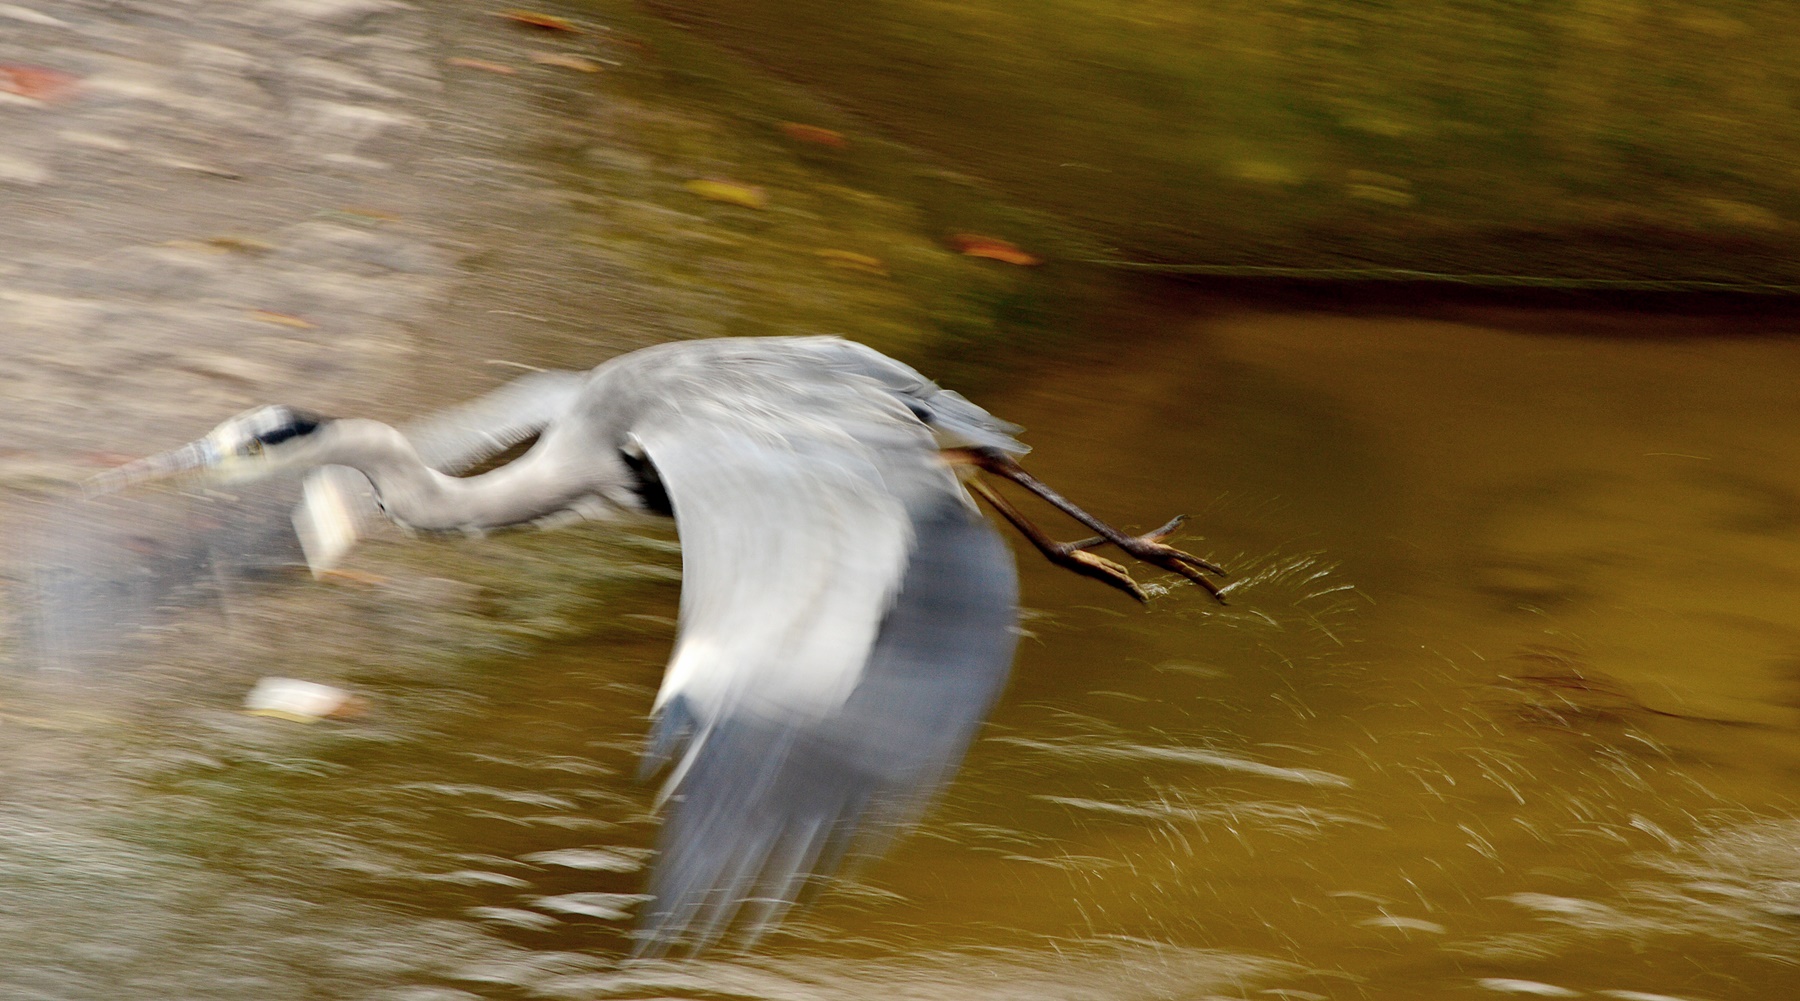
[1102,515,1229,602]
[953,449,1228,604]
[1069,515,1227,602]
[1043,544,1150,603]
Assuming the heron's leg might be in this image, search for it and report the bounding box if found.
[963,478,1150,602]
[949,448,1228,603]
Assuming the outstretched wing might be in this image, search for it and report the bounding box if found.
[630,384,1018,953]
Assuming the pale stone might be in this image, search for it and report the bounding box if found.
[0,153,51,185]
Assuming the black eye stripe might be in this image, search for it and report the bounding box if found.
[249,408,326,448]
[256,418,319,447]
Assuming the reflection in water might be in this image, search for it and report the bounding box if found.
[6,293,1800,998]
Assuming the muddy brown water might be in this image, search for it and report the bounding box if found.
[9,286,1799,999]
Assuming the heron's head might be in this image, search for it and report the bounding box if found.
[89,405,332,494]
[203,405,330,477]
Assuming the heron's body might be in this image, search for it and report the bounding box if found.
[336,336,1025,535]
[96,335,1222,954]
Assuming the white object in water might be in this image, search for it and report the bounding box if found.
[244,677,359,722]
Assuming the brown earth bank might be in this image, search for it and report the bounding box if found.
[635,0,1800,289]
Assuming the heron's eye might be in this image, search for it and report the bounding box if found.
[244,440,264,456]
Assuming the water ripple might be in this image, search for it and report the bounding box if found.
[994,736,1353,788]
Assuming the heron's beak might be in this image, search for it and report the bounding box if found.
[85,437,223,497]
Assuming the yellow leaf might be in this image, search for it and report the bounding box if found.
[498,9,581,32]
[814,249,887,275]
[685,179,768,209]
[530,52,601,72]
[447,57,517,75]
[778,122,847,148]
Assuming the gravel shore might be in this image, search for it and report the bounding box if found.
[0,3,1037,992]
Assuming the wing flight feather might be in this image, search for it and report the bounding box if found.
[627,371,1016,953]
[638,415,912,728]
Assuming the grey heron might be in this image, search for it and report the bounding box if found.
[93,335,1226,953]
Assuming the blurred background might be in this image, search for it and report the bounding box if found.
[1,1,1797,999]
[645,0,1800,288]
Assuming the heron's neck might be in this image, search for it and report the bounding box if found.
[314,419,582,531]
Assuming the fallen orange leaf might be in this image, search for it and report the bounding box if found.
[498,9,581,32]
[248,310,316,329]
[0,64,79,102]
[447,57,518,75]
[949,233,1042,266]
[530,52,601,72]
[778,122,847,148]
[685,179,768,209]
[814,249,887,275]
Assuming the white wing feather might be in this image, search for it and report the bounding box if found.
[637,401,914,726]
[586,338,1021,953]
